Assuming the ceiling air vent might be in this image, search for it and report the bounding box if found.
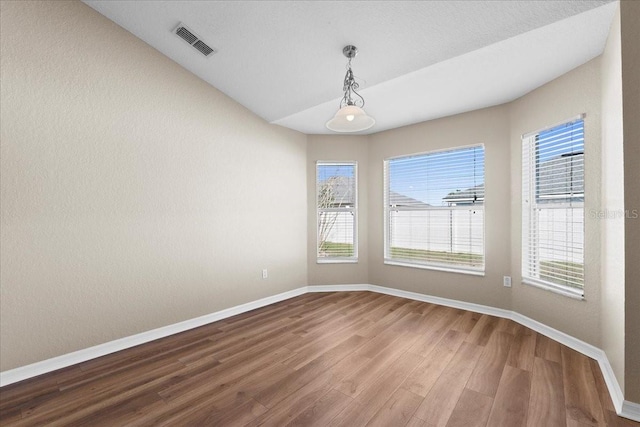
[173,23,217,58]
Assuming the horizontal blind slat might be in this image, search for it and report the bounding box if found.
[385,145,485,271]
[317,162,357,260]
[522,118,584,293]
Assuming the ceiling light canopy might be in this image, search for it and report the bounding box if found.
[326,45,375,133]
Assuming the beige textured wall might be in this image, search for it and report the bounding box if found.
[367,106,513,310]
[600,4,625,393]
[620,0,640,403]
[509,59,602,347]
[311,58,610,357]
[307,136,369,285]
[1,0,634,404]
[0,1,307,371]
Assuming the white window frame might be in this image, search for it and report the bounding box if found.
[521,115,585,299]
[384,144,485,275]
[316,161,358,263]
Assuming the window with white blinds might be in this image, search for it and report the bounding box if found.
[522,116,584,297]
[384,145,485,273]
[317,162,357,262]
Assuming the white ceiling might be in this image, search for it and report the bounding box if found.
[83,0,617,135]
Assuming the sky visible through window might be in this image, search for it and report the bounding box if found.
[389,146,485,206]
[536,119,584,163]
[317,164,354,182]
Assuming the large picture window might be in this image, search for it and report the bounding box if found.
[522,116,584,297]
[384,145,485,273]
[316,162,357,262]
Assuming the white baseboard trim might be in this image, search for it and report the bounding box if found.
[308,284,513,319]
[2,284,638,422]
[622,400,640,422]
[0,286,307,388]
[511,312,603,359]
[596,353,626,414]
[307,284,370,293]
[368,284,514,319]
[308,284,638,421]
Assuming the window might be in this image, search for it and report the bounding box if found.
[522,116,584,297]
[316,162,357,262]
[384,145,485,273]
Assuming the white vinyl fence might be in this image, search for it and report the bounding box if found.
[389,208,484,255]
[323,207,582,264]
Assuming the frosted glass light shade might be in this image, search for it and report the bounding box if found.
[326,105,375,132]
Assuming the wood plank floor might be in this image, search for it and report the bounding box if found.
[1,291,638,426]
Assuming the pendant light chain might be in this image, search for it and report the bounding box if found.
[325,45,375,132]
[341,58,365,109]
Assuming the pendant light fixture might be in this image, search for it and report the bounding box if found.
[326,45,375,132]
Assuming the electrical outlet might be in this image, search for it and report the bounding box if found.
[503,276,512,287]
[262,269,268,279]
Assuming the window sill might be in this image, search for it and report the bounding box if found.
[317,259,358,264]
[522,278,584,300]
[384,259,485,276]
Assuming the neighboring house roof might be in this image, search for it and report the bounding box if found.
[321,175,431,208]
[537,152,584,200]
[389,191,430,207]
[443,184,485,205]
[439,152,583,206]
[319,176,355,207]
